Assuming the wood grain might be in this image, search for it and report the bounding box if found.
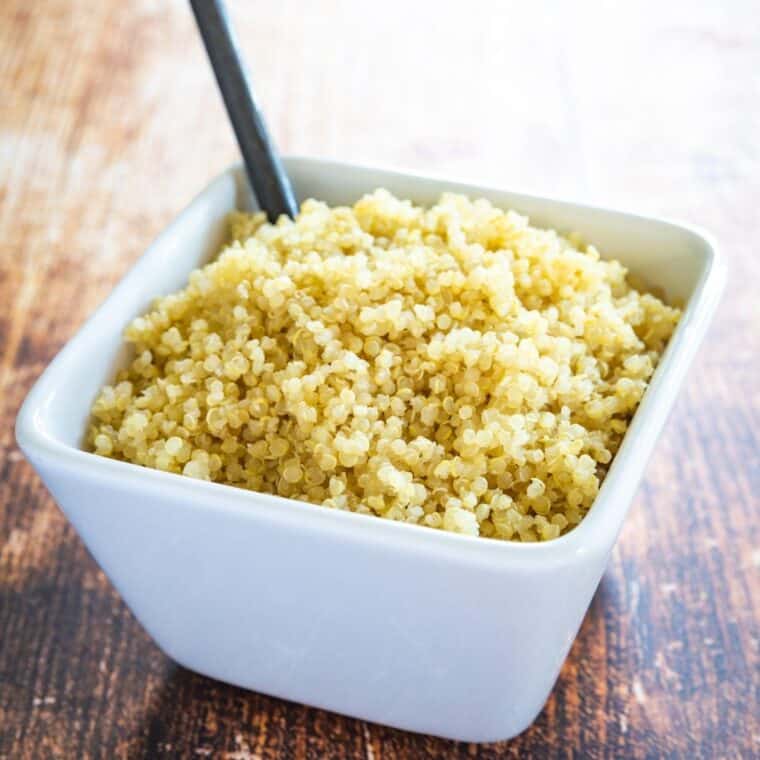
[1,0,758,757]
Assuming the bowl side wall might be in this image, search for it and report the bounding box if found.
[28,449,607,742]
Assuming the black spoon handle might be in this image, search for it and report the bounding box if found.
[189,0,298,220]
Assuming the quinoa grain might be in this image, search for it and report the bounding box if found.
[88,190,679,540]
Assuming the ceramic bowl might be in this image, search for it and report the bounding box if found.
[15,157,725,742]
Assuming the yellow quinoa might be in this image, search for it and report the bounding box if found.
[87,190,680,541]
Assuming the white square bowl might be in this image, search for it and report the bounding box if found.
[15,157,725,742]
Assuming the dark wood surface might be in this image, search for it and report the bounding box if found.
[1,1,758,757]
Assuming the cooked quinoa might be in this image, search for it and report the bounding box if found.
[88,190,680,541]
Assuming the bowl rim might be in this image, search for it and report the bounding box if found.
[14,155,727,565]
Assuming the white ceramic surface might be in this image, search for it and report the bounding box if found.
[15,157,725,742]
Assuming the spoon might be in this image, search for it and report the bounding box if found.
[189,0,298,220]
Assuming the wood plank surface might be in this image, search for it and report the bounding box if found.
[1,0,758,757]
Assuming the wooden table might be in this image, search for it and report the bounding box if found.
[1,1,758,757]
